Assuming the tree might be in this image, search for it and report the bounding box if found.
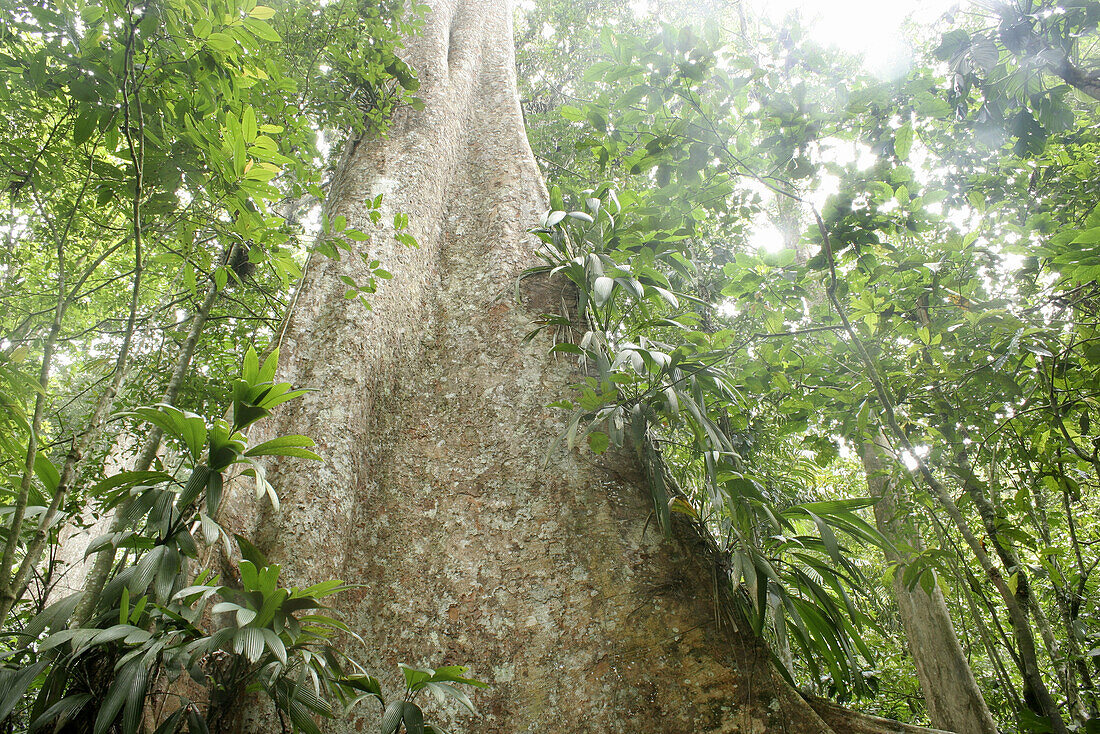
[862,438,998,734]
[216,0,944,731]
[4,0,1099,730]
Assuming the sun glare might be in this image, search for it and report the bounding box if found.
[750,0,959,77]
[748,221,785,254]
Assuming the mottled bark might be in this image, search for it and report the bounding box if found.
[222,2,935,731]
[862,440,998,734]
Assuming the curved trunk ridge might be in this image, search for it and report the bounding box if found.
[224,1,943,731]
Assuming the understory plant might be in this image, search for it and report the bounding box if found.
[0,348,482,733]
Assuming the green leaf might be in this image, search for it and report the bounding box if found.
[894,123,913,160]
[560,105,584,121]
[34,453,59,494]
[121,662,149,734]
[592,276,614,306]
[258,348,280,383]
[261,628,287,664]
[73,108,98,145]
[426,665,485,686]
[243,347,260,383]
[233,627,264,662]
[129,545,165,595]
[94,659,141,734]
[400,663,434,691]
[244,434,321,461]
[807,511,842,565]
[287,701,323,734]
[86,624,150,650]
[205,32,236,52]
[402,703,425,734]
[0,660,49,721]
[587,430,609,454]
[28,693,93,731]
[119,586,130,625]
[206,471,225,516]
[243,16,282,43]
[179,414,208,464]
[1071,227,1100,245]
[242,106,257,143]
[380,700,404,734]
[20,594,83,642]
[150,709,185,734]
[235,534,268,567]
[175,464,210,510]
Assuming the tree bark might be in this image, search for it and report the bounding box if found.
[861,439,998,734]
[222,2,941,731]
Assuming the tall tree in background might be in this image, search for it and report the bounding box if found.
[862,439,999,734]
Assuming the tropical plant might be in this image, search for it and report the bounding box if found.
[0,348,482,733]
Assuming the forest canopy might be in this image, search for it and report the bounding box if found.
[0,0,1099,732]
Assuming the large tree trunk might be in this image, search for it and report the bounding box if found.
[861,439,998,734]
[223,1,939,731]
